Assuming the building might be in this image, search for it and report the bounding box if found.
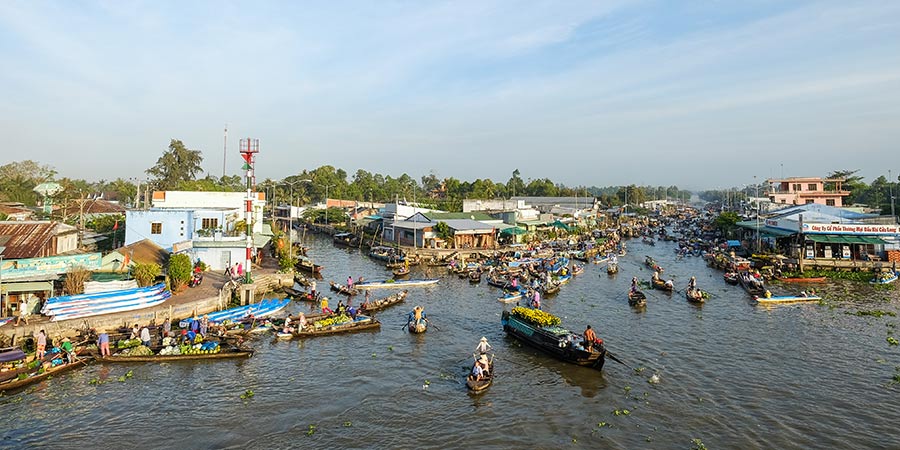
[0,252,102,317]
[0,202,35,221]
[386,212,498,249]
[766,177,850,207]
[58,198,126,220]
[151,191,266,234]
[0,221,79,258]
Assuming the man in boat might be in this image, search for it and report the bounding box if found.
[347,305,358,320]
[408,306,427,329]
[664,279,674,290]
[321,297,333,315]
[310,280,317,299]
[98,330,111,358]
[652,271,660,282]
[583,325,598,352]
[471,359,485,381]
[477,354,491,377]
[347,276,354,289]
[475,337,492,355]
[688,276,697,290]
[631,277,638,293]
[60,337,75,363]
[297,312,308,331]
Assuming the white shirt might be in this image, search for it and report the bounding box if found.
[140,327,151,342]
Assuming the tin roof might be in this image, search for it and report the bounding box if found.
[60,198,126,216]
[0,221,59,259]
[114,239,169,266]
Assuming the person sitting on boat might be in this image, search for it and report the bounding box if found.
[60,336,75,364]
[321,297,333,315]
[475,337,492,355]
[631,277,638,293]
[336,300,346,316]
[808,288,816,296]
[664,279,674,290]
[688,276,697,290]
[477,354,491,377]
[347,305,358,320]
[652,271,660,282]
[297,313,307,332]
[284,315,292,330]
[130,324,140,340]
[471,360,485,380]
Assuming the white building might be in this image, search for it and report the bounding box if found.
[152,191,266,233]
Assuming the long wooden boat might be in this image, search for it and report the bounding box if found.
[359,290,409,314]
[777,276,827,283]
[468,271,482,283]
[284,286,317,301]
[644,256,663,273]
[628,290,647,307]
[355,278,439,289]
[541,283,560,296]
[739,273,766,295]
[369,246,405,262]
[333,232,360,247]
[296,258,323,275]
[754,295,822,305]
[329,281,359,296]
[723,272,739,285]
[466,361,494,393]
[501,311,605,370]
[292,316,381,338]
[0,359,89,394]
[104,344,254,362]
[651,279,674,291]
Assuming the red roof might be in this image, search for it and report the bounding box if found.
[0,221,59,259]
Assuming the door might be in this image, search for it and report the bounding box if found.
[220,251,231,272]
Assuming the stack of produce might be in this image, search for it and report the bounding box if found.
[158,346,182,356]
[179,342,220,355]
[117,345,153,356]
[511,306,561,327]
[117,339,142,349]
[313,314,351,329]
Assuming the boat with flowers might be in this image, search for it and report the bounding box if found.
[290,314,380,338]
[501,307,606,370]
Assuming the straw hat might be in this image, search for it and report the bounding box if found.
[480,337,487,342]
[479,354,489,364]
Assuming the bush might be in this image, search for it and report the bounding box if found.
[64,266,92,295]
[168,254,193,291]
[133,262,162,287]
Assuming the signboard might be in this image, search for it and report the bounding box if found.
[172,240,193,254]
[0,253,102,280]
[842,245,851,259]
[765,219,799,231]
[801,223,900,235]
[805,245,814,259]
[824,247,833,258]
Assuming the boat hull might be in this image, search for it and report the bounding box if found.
[501,312,605,370]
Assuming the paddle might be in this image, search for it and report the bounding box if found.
[606,351,635,371]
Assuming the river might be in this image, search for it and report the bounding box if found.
[2,234,899,449]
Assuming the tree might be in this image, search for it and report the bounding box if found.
[507,169,525,198]
[132,262,161,287]
[146,139,204,190]
[714,211,741,238]
[167,253,193,291]
[434,221,453,244]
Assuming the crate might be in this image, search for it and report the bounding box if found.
[888,250,900,263]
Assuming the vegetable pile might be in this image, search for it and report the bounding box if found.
[511,306,561,327]
[314,314,351,329]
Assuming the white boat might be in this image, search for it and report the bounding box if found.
[355,278,439,289]
[498,291,523,303]
[754,295,822,305]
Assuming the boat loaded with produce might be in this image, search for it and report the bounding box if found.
[0,345,89,394]
[104,336,253,362]
[291,314,380,338]
[501,307,606,370]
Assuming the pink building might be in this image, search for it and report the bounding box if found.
[766,177,849,207]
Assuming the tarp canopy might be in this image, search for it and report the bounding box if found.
[726,240,741,247]
[551,220,572,231]
[500,227,527,236]
[805,235,887,245]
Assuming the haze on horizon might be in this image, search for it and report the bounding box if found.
[1,1,899,191]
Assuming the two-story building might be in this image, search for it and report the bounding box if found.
[767,177,850,207]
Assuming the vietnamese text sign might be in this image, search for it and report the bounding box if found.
[802,223,900,235]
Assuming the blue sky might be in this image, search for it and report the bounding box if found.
[1,0,899,190]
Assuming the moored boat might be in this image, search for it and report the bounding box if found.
[723,272,739,285]
[685,288,706,304]
[105,343,254,362]
[392,267,411,278]
[498,290,524,303]
[606,263,619,275]
[776,276,827,283]
[292,315,381,338]
[651,279,674,291]
[0,358,89,394]
[501,308,605,370]
[754,294,822,304]
[871,271,898,285]
[329,281,359,296]
[296,257,323,275]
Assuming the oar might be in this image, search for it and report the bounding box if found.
[606,351,636,371]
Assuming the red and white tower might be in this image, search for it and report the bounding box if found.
[239,138,259,283]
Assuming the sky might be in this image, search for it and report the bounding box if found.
[1,0,899,190]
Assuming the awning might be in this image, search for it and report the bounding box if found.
[736,221,796,237]
[805,235,887,245]
[500,227,527,236]
[551,220,572,231]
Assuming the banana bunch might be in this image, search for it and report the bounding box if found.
[314,314,352,329]
[511,306,561,327]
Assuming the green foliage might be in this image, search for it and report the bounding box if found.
[167,254,193,290]
[433,221,453,242]
[714,211,741,236]
[146,139,204,190]
[132,262,162,287]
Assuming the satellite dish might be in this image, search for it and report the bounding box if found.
[34,182,63,197]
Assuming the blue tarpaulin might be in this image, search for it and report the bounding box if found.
[727,240,741,247]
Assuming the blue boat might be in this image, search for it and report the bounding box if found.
[871,271,898,285]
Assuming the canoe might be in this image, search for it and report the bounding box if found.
[355,278,439,289]
[606,263,618,275]
[739,273,766,295]
[329,282,359,296]
[777,277,827,283]
[392,267,410,278]
[292,316,381,338]
[296,259,323,275]
[359,291,409,314]
[754,295,822,304]
[685,289,706,304]
[105,346,254,362]
[871,272,899,285]
[498,291,523,303]
[284,286,316,301]
[408,320,427,333]
[501,311,605,370]
[466,361,494,393]
[628,290,647,307]
[0,359,89,394]
[468,271,482,283]
[651,279,674,291]
[723,272,739,285]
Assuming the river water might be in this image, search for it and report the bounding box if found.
[2,235,899,449]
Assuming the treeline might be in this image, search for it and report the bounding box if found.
[0,139,692,214]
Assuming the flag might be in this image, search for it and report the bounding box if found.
[113,220,119,231]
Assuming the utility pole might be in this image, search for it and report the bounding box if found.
[223,124,228,179]
[890,169,896,223]
[239,138,259,284]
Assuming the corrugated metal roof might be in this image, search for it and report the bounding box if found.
[114,238,169,266]
[0,221,59,259]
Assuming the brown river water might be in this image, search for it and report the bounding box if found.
[2,235,899,449]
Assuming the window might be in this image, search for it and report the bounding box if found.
[792,183,802,192]
[826,199,835,206]
[808,183,817,191]
[202,218,219,229]
[805,199,814,204]
[151,222,162,234]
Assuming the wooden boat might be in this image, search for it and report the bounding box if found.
[498,291,524,303]
[651,279,674,291]
[0,358,89,394]
[723,272,739,285]
[329,281,359,296]
[468,271,482,283]
[606,263,618,275]
[628,290,647,307]
[284,286,317,301]
[105,344,254,362]
[487,277,514,290]
[359,290,409,314]
[642,237,655,246]
[466,361,494,393]
[644,256,663,273]
[776,277,827,283]
[408,320,427,333]
[355,278,439,289]
[296,258,323,275]
[501,311,605,370]
[685,288,706,304]
[292,316,381,338]
[754,295,822,304]
[392,267,411,278]
[369,246,405,262]
[332,232,359,247]
[540,283,560,296]
[571,265,584,276]
[871,271,899,285]
[739,273,766,296]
